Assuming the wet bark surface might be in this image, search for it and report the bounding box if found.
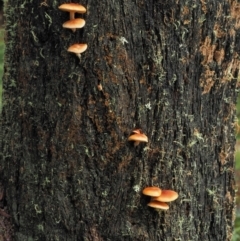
[1,0,240,240]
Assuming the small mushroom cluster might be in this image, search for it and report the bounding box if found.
[142,187,178,210]
[59,3,88,58]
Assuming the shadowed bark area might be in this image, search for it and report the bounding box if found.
[1,0,240,240]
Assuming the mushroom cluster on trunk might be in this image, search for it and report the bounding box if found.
[142,187,178,210]
[59,3,88,58]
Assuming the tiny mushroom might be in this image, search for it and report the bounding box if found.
[63,18,86,32]
[97,83,103,91]
[128,131,148,146]
[68,43,88,59]
[142,187,162,197]
[59,3,86,20]
[147,200,169,210]
[152,190,179,202]
[132,129,142,134]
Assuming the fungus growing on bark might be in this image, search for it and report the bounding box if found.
[147,200,169,210]
[143,187,178,210]
[63,18,86,32]
[97,83,103,91]
[59,3,86,20]
[68,43,88,59]
[128,130,148,146]
[152,190,179,202]
[142,187,162,197]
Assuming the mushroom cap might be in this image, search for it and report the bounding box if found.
[152,190,179,202]
[147,200,169,210]
[68,44,88,54]
[63,18,86,29]
[142,187,162,197]
[59,3,86,13]
[132,129,142,134]
[128,133,148,142]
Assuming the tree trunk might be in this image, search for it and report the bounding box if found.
[1,0,240,240]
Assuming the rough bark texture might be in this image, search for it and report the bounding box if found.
[1,0,240,240]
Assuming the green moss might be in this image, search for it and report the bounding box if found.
[236,94,240,139]
[235,151,240,170]
[233,217,240,241]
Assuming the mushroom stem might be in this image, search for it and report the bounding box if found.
[75,53,81,59]
[69,12,76,32]
[69,11,75,20]
[134,141,140,147]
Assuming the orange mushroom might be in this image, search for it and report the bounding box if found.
[68,43,88,59]
[147,200,169,210]
[152,190,179,202]
[128,131,148,146]
[59,3,86,20]
[63,18,86,32]
[142,187,162,197]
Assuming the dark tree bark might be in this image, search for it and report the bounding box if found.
[1,0,240,240]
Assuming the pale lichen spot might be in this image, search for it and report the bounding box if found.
[145,102,151,110]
